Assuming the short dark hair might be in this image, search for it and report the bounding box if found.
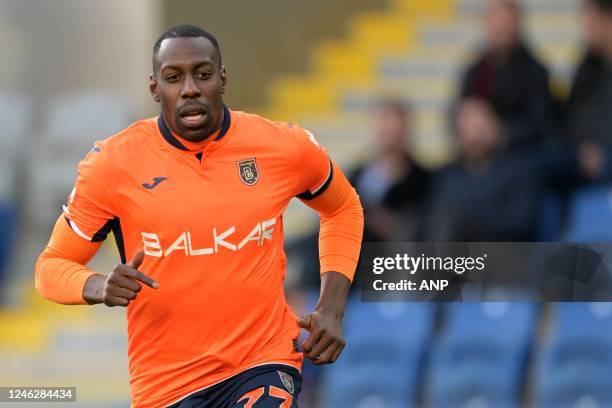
[500,0,522,14]
[152,24,222,71]
[589,0,612,12]
[376,97,411,119]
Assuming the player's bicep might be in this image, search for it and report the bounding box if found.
[42,215,102,265]
[300,160,363,280]
[300,160,358,216]
[291,126,333,199]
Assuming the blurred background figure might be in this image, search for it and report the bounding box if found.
[427,97,597,241]
[459,0,557,148]
[287,98,430,297]
[351,98,430,242]
[566,0,612,169]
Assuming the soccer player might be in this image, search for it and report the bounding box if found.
[34,25,363,407]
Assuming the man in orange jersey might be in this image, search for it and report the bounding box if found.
[34,25,363,407]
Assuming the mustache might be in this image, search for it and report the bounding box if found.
[178,102,207,116]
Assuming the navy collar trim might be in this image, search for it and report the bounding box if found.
[158,104,231,151]
[216,104,231,141]
[157,112,187,150]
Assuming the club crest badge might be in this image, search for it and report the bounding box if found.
[277,371,295,394]
[236,158,259,186]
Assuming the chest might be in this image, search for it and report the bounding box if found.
[113,148,295,251]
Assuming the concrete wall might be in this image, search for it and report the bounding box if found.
[0,0,162,119]
[0,0,387,118]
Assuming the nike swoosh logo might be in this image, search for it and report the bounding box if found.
[142,177,168,189]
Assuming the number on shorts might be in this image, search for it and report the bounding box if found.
[237,387,264,408]
[269,386,293,407]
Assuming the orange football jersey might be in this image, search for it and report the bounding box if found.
[64,106,332,407]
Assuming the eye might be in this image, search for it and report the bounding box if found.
[165,73,179,82]
[198,71,212,80]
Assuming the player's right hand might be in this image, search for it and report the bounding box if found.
[102,250,158,307]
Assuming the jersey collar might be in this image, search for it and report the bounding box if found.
[157,104,231,151]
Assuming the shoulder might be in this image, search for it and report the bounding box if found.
[517,45,548,74]
[232,110,305,137]
[408,161,432,185]
[231,110,318,152]
[76,118,158,178]
[348,161,368,184]
[83,117,159,171]
[100,117,158,153]
[434,161,466,183]
[464,50,488,74]
[577,50,604,77]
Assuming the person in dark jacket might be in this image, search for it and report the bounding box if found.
[460,0,557,148]
[567,0,612,151]
[350,98,431,242]
[286,99,431,294]
[427,98,591,242]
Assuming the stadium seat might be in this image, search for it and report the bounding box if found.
[426,302,538,408]
[319,299,435,408]
[535,303,612,408]
[537,191,563,241]
[0,203,17,290]
[565,186,612,242]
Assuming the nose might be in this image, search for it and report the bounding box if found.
[181,74,201,98]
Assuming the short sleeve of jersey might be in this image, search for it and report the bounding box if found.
[289,124,332,200]
[63,141,117,242]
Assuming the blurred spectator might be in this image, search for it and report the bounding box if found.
[566,0,612,156]
[287,99,430,292]
[427,98,590,241]
[459,0,557,148]
[350,99,431,242]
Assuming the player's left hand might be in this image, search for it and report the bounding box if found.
[297,310,345,365]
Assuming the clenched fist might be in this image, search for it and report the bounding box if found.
[297,309,346,365]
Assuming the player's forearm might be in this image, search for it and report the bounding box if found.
[34,215,102,305]
[318,200,363,281]
[316,271,351,319]
[35,253,97,305]
[313,169,362,317]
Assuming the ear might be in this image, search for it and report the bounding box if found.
[220,66,228,95]
[149,73,160,103]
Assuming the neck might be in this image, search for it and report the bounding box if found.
[465,152,495,174]
[380,150,410,180]
[490,41,520,59]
